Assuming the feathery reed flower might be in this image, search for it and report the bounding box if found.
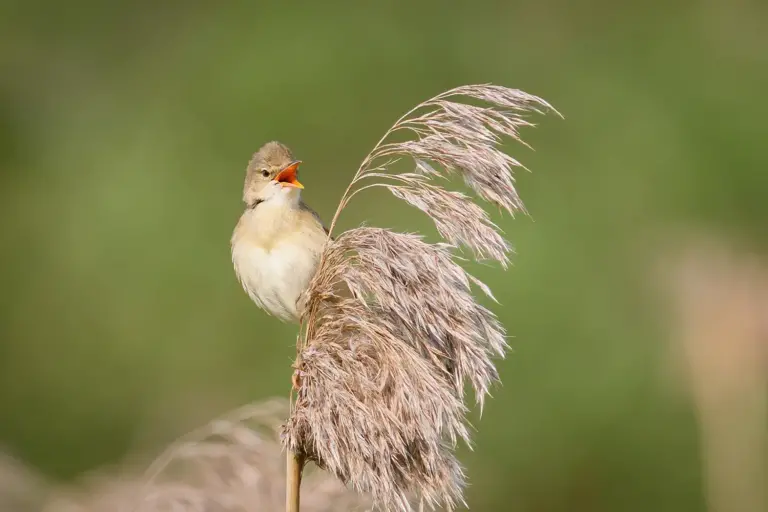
[122,398,371,512]
[23,399,370,512]
[283,84,559,510]
[0,450,46,512]
[3,400,372,512]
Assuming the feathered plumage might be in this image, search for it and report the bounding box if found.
[231,142,329,323]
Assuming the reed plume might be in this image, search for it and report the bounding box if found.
[123,398,371,512]
[8,399,370,512]
[283,84,559,510]
[0,450,46,512]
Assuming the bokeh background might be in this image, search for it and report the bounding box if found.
[1,1,767,511]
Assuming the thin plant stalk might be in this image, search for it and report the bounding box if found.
[286,450,304,512]
[288,336,305,512]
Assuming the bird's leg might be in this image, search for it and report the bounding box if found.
[292,370,302,390]
[296,293,309,324]
[292,334,303,391]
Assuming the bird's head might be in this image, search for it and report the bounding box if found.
[243,141,304,207]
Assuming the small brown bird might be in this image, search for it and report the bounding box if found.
[231,141,328,323]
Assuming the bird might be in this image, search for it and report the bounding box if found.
[231,141,329,323]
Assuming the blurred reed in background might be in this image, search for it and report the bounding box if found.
[2,399,372,512]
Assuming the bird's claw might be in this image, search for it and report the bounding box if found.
[292,369,302,390]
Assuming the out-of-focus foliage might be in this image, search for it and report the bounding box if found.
[1,1,766,511]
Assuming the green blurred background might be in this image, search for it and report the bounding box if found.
[1,1,767,510]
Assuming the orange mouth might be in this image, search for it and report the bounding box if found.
[274,161,303,189]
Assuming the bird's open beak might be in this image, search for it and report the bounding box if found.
[274,161,304,189]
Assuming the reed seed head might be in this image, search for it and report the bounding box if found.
[283,84,559,510]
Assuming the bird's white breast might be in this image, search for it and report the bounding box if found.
[231,202,325,322]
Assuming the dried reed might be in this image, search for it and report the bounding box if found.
[663,236,768,512]
[124,398,371,512]
[283,84,559,510]
[0,450,47,512]
[0,399,370,512]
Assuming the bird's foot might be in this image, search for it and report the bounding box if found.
[292,369,302,390]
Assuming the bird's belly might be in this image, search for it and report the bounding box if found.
[233,240,319,322]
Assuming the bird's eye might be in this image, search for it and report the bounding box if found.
[260,169,270,178]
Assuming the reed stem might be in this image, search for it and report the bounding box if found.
[286,449,304,512]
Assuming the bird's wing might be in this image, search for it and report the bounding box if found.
[299,200,332,238]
